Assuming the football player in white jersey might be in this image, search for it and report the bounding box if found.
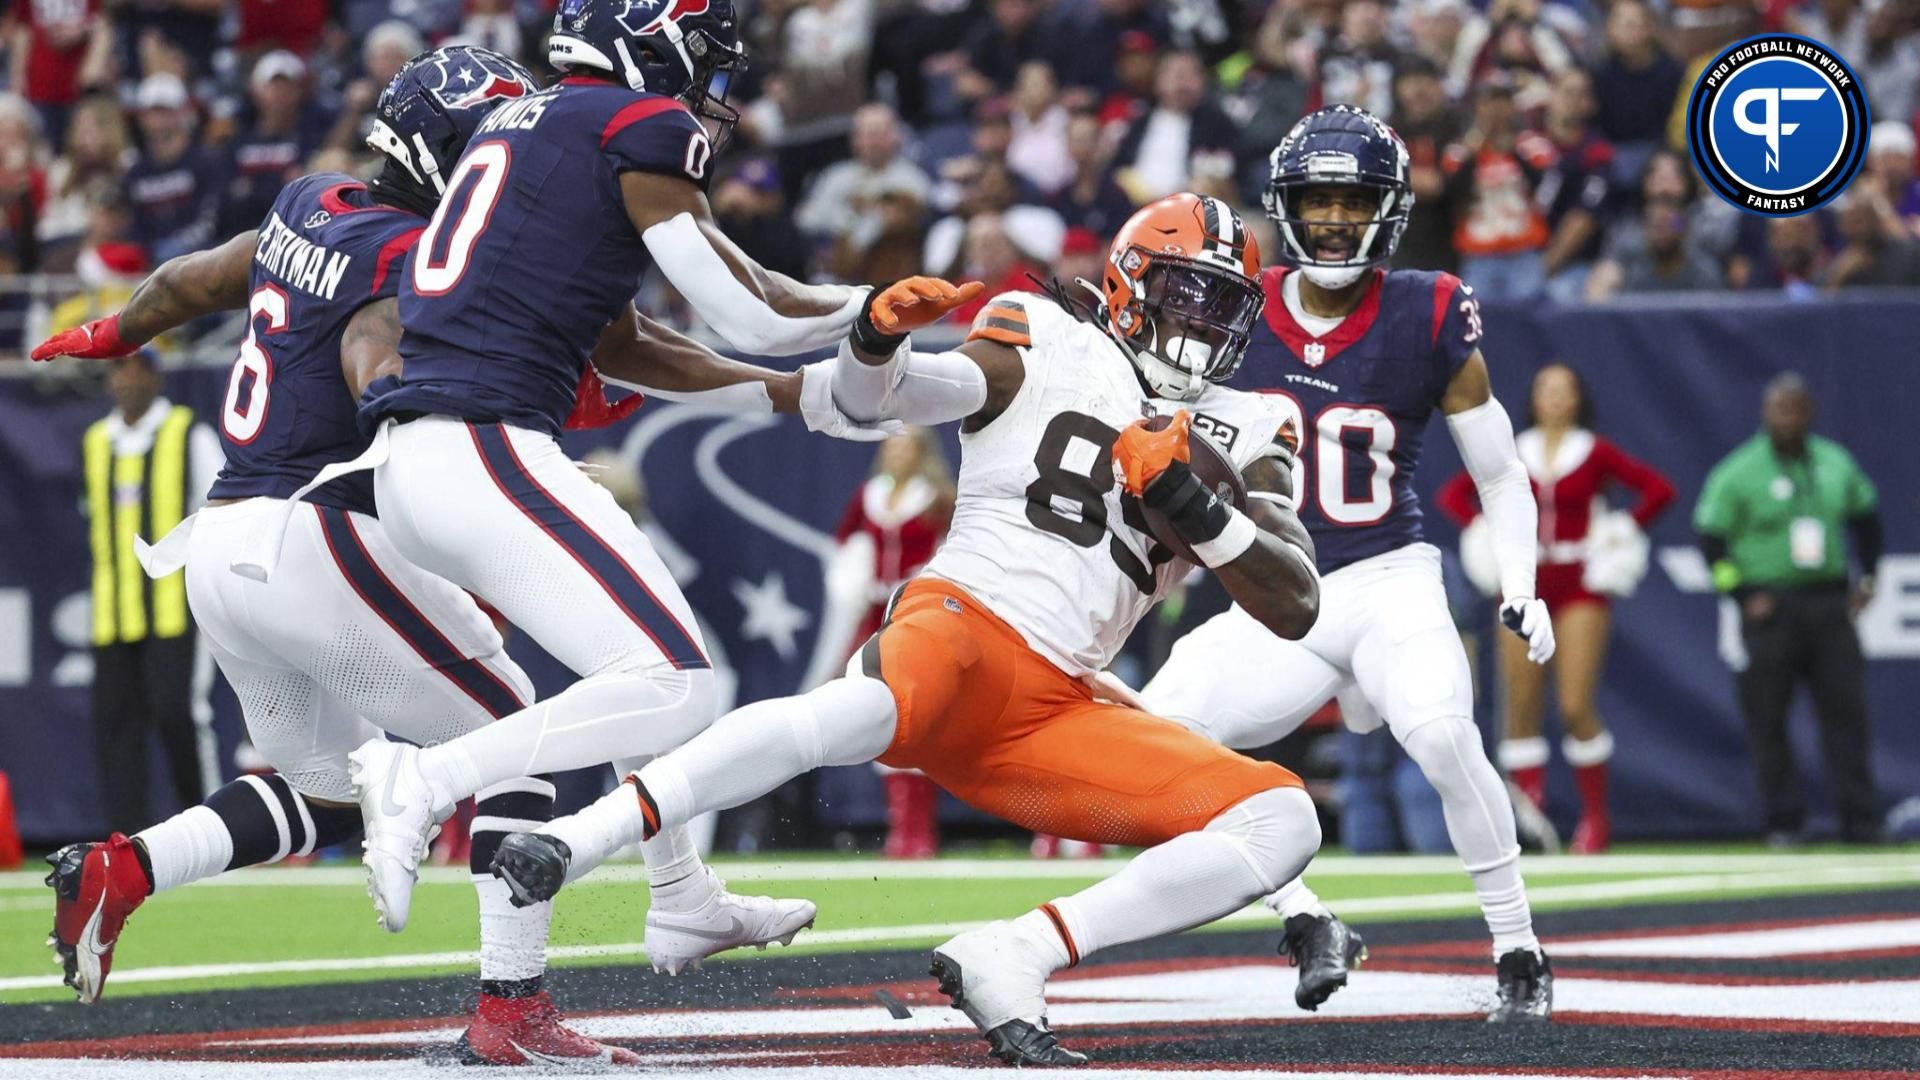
[481,194,1327,1066]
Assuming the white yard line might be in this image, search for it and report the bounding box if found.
[2,851,1913,893]
[5,864,1918,994]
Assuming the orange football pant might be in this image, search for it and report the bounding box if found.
[871,578,1302,848]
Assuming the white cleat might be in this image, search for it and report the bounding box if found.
[348,739,437,933]
[931,920,1086,1067]
[644,869,817,976]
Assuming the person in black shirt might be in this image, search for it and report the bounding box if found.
[123,73,221,263]
[217,51,327,239]
[1588,0,1680,181]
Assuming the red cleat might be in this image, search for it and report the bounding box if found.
[45,833,151,1004]
[457,991,640,1066]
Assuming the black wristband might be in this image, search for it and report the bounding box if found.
[849,288,907,355]
[1143,460,1232,543]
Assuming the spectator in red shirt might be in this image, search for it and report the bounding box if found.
[1439,364,1675,853]
[1443,72,1555,299]
[7,0,109,144]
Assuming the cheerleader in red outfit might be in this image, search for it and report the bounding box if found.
[816,430,953,858]
[1439,364,1675,853]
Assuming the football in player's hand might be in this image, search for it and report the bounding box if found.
[1137,413,1248,565]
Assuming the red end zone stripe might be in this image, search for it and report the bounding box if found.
[601,97,687,148]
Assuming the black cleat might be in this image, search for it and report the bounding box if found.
[1488,948,1553,1022]
[489,832,571,909]
[929,952,1087,1068]
[1279,913,1367,1011]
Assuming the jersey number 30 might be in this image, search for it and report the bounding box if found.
[1266,395,1399,526]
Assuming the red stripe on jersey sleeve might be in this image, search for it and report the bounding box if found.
[370,227,425,297]
[1431,271,1463,348]
[601,97,689,149]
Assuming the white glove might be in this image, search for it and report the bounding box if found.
[799,360,905,442]
[1500,597,1556,664]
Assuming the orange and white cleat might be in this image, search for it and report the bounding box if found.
[456,991,641,1066]
[45,833,152,1004]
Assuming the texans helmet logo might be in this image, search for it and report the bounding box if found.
[615,0,711,36]
[428,52,533,112]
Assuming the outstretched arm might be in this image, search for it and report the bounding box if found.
[32,230,258,359]
[1116,415,1319,640]
[833,278,1017,427]
[591,304,804,413]
[623,171,866,355]
[1442,350,1553,663]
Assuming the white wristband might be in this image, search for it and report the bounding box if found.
[1191,508,1258,568]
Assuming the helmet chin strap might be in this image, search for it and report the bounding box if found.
[1300,263,1367,290]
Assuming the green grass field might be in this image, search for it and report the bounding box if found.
[4,846,1915,1006]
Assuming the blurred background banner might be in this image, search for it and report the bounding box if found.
[3,294,1916,844]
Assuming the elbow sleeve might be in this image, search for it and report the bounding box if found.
[642,213,861,355]
[829,338,988,426]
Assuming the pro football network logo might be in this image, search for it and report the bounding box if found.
[1686,34,1869,216]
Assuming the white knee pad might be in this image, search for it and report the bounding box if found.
[1396,713,1519,874]
[1204,786,1322,894]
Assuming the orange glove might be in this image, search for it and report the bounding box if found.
[867,277,985,335]
[1114,411,1192,497]
[31,314,136,361]
[565,362,645,430]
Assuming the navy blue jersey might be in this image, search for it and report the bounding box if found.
[1229,266,1481,574]
[364,78,713,437]
[207,173,425,515]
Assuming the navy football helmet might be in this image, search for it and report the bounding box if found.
[548,0,747,143]
[1263,105,1413,289]
[366,46,537,216]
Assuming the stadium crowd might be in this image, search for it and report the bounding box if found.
[4,0,1920,355]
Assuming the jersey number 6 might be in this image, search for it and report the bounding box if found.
[221,284,290,445]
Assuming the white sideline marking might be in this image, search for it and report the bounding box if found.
[5,864,1918,994]
[1555,917,1920,958]
[3,851,1914,892]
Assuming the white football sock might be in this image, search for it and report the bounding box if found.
[474,875,552,984]
[1046,787,1320,963]
[135,806,232,895]
[636,676,899,830]
[1264,877,1332,920]
[1398,715,1539,957]
[417,667,716,811]
[470,776,557,985]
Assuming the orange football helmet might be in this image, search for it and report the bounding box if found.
[1101,193,1264,401]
